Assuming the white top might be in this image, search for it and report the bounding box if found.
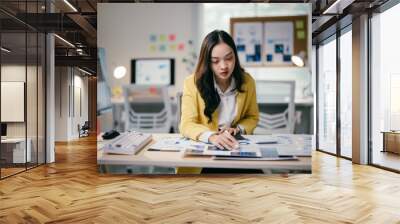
[199,77,238,143]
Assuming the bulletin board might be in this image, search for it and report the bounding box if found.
[230,15,308,67]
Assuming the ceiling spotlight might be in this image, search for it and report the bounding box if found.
[78,67,93,76]
[63,0,78,12]
[54,34,75,48]
[1,47,11,53]
[291,51,307,67]
[113,66,127,79]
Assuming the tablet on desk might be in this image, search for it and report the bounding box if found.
[213,148,298,161]
[215,151,261,158]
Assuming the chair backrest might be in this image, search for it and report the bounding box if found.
[175,91,183,133]
[254,81,296,134]
[123,85,172,133]
[82,121,90,130]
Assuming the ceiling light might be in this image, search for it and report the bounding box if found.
[78,67,93,76]
[63,0,78,12]
[1,47,11,53]
[323,0,354,15]
[291,51,307,67]
[54,34,75,48]
[113,66,127,79]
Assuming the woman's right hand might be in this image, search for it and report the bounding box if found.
[208,130,239,150]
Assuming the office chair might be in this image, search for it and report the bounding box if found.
[254,81,296,134]
[123,85,173,133]
[78,121,90,138]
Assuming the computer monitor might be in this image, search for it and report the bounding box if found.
[1,123,7,137]
[131,58,175,86]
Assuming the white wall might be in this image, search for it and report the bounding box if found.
[1,65,34,137]
[55,67,89,141]
[1,64,46,163]
[98,3,312,102]
[98,3,199,96]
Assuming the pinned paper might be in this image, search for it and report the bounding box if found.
[168,34,176,41]
[296,30,305,40]
[159,34,166,42]
[149,44,156,52]
[159,44,166,52]
[149,34,157,42]
[295,20,304,29]
[178,43,185,51]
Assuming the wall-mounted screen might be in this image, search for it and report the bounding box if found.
[131,58,175,85]
[1,82,25,122]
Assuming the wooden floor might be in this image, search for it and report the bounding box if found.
[1,136,400,223]
[373,150,400,171]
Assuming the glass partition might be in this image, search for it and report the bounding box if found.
[339,28,352,158]
[1,31,28,177]
[317,36,337,155]
[371,4,400,171]
[0,1,46,179]
[27,28,38,169]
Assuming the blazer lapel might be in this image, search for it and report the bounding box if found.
[233,91,246,125]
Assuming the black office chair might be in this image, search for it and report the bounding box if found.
[79,121,90,138]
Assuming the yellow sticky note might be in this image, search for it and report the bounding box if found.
[159,34,166,42]
[297,30,305,40]
[149,45,156,52]
[295,20,304,29]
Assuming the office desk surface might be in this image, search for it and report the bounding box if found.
[97,134,311,171]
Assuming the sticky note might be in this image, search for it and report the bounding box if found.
[295,20,304,29]
[159,45,166,52]
[178,43,185,51]
[160,34,166,42]
[149,34,157,42]
[149,44,156,52]
[170,44,176,51]
[296,30,305,40]
[168,34,176,41]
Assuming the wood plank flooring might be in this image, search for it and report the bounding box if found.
[373,151,400,171]
[0,136,400,223]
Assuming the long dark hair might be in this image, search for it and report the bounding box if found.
[194,30,245,123]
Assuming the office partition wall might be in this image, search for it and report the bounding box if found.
[0,1,47,179]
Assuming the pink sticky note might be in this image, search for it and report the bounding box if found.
[168,34,176,41]
[178,43,185,51]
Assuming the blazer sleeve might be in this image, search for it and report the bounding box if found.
[237,79,259,134]
[179,78,211,140]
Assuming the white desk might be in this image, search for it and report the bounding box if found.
[1,138,31,163]
[97,134,311,174]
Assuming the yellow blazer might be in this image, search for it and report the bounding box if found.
[179,73,259,141]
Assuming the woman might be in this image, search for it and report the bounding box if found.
[180,30,259,150]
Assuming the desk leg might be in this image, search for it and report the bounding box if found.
[382,133,386,152]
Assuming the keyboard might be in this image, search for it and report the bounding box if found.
[102,131,152,155]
